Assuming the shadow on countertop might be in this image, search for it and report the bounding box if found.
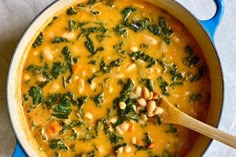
[0,37,19,157]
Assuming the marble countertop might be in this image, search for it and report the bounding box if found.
[0,0,235,156]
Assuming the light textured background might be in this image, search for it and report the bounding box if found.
[0,0,235,156]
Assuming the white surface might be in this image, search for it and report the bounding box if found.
[0,0,235,156]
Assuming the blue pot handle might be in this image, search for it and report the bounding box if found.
[199,0,224,40]
[13,142,26,157]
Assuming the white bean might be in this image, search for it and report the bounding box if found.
[62,32,75,40]
[119,122,130,132]
[142,87,150,100]
[159,41,167,53]
[37,74,47,82]
[154,107,164,115]
[84,112,93,121]
[137,98,147,107]
[130,92,137,99]
[134,86,142,98]
[23,73,31,81]
[124,146,132,153]
[119,102,126,110]
[78,79,85,94]
[90,82,96,90]
[144,34,158,45]
[147,100,156,117]
[126,63,136,72]
[132,137,137,144]
[43,47,53,61]
[49,83,60,93]
[116,126,124,135]
[140,113,148,122]
[117,147,124,154]
[130,46,138,52]
[109,117,118,124]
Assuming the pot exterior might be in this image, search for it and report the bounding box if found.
[7,0,223,156]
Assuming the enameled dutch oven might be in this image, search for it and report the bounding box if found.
[7,0,224,156]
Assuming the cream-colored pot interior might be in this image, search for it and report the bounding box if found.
[7,0,223,156]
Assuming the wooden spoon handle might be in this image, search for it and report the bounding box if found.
[178,113,236,149]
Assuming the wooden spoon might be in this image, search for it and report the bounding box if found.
[158,94,236,149]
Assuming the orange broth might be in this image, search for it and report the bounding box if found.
[21,0,211,156]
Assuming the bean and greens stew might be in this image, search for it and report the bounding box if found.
[21,0,211,156]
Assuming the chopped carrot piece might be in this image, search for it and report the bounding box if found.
[128,122,135,132]
[73,64,79,73]
[136,139,143,145]
[46,121,61,137]
[147,142,157,149]
[171,22,182,31]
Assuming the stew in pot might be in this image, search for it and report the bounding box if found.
[21,0,211,156]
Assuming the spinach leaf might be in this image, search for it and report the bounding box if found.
[92,93,104,107]
[159,16,173,36]
[76,96,87,107]
[49,139,68,150]
[95,119,102,136]
[60,120,84,134]
[113,79,138,126]
[44,94,61,108]
[166,124,178,134]
[53,104,72,113]
[79,25,107,38]
[68,20,77,31]
[52,37,69,43]
[129,51,157,68]
[50,62,67,79]
[98,58,123,74]
[129,18,150,32]
[183,55,199,67]
[85,34,104,56]
[52,93,73,119]
[133,133,153,151]
[90,10,100,15]
[139,78,154,92]
[48,16,58,26]
[87,0,97,5]
[29,86,43,105]
[189,93,202,102]
[120,78,134,96]
[113,143,127,151]
[148,25,161,35]
[121,7,136,24]
[182,45,199,67]
[126,111,139,121]
[190,66,205,82]
[85,34,95,54]
[185,45,194,55]
[169,64,184,82]
[109,132,123,144]
[62,46,72,61]
[87,74,96,84]
[113,24,127,36]
[113,42,127,57]
[66,7,77,15]
[32,32,43,48]
[26,64,52,88]
[133,144,147,150]
[157,77,169,96]
[147,17,173,44]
